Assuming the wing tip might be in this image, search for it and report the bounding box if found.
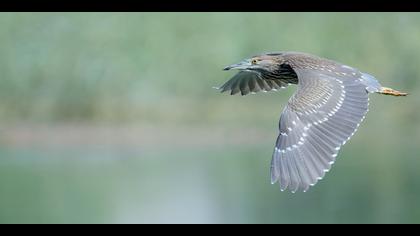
[278,185,313,193]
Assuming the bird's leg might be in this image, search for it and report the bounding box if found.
[378,87,408,96]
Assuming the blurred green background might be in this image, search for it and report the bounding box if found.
[0,12,419,224]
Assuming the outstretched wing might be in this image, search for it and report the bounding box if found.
[215,71,289,96]
[271,68,369,192]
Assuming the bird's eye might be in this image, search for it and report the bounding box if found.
[251,59,258,65]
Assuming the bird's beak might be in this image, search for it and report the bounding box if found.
[223,60,250,71]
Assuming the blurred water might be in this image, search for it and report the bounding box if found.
[0,12,419,223]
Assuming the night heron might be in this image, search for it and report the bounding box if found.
[216,51,407,193]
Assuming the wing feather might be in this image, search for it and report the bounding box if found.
[271,68,370,192]
[216,71,290,95]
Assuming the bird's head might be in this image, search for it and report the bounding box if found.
[223,53,283,73]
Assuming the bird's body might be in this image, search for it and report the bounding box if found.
[217,51,407,193]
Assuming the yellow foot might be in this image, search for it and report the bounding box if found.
[379,87,408,96]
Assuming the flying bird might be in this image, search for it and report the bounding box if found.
[216,51,407,193]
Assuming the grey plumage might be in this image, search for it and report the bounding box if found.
[272,68,369,192]
[216,51,407,192]
[217,71,288,95]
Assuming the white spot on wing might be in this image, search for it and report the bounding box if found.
[341,65,353,70]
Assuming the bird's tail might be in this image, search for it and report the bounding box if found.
[378,87,408,96]
[360,73,408,96]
